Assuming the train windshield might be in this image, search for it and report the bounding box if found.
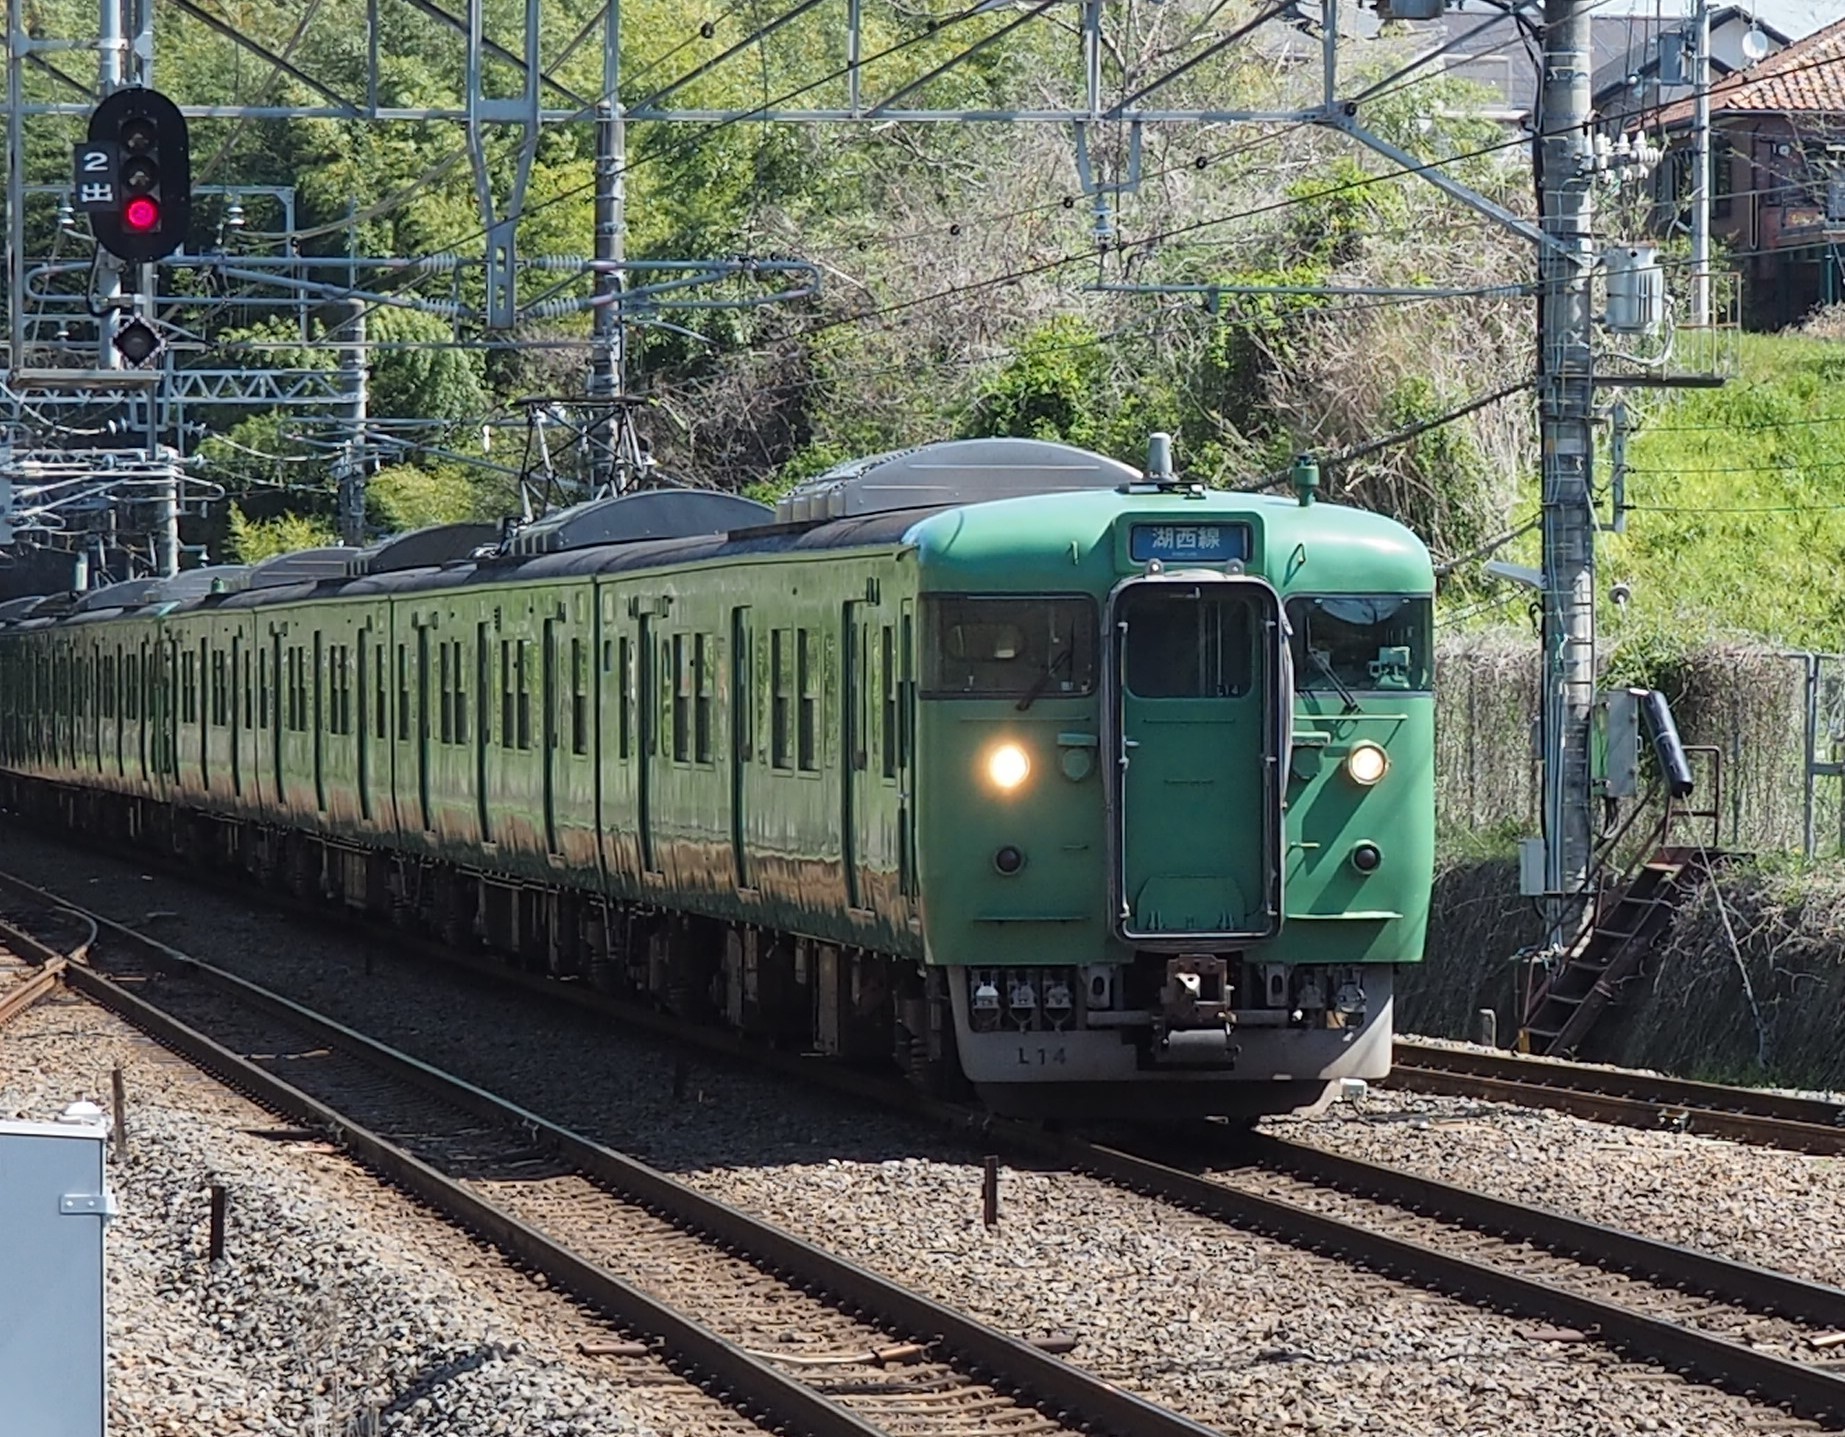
[922,595,1097,698]
[1287,595,1432,693]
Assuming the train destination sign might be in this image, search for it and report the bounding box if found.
[1128,522,1250,564]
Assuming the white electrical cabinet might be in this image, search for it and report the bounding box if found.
[0,1107,116,1437]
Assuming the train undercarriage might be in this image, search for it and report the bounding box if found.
[1,775,1393,1122]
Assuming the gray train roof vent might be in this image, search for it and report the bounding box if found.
[347,523,503,576]
[147,565,253,604]
[774,438,1142,525]
[74,578,162,614]
[509,488,771,556]
[246,546,364,590]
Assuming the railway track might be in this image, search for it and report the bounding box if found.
[1391,1039,1845,1155]
[5,858,1843,1430]
[0,895,1216,1437]
[1022,1128,1845,1430]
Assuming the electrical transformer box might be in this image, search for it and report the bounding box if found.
[0,1107,115,1437]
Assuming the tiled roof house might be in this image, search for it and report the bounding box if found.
[1646,15,1845,328]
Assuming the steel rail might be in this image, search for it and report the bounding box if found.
[5,853,1842,1425]
[1391,1040,1845,1155]
[0,894,1220,1437]
[1245,1132,1845,1328]
[0,953,63,1027]
[1029,1131,1845,1428]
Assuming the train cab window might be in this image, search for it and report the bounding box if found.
[1286,595,1433,693]
[922,595,1096,699]
[1121,587,1254,699]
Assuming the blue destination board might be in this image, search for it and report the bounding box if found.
[1129,522,1250,564]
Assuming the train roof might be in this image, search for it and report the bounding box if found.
[2,441,1433,629]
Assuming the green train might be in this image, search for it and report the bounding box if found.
[0,437,1434,1118]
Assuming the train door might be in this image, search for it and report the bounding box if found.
[356,630,370,821]
[415,622,432,834]
[542,615,560,855]
[475,622,492,843]
[729,606,752,890]
[842,601,874,912]
[230,634,243,799]
[311,629,326,814]
[897,600,918,901]
[636,613,656,873]
[268,628,285,806]
[1107,576,1284,942]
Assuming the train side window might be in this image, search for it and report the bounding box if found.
[730,609,752,763]
[797,628,818,773]
[516,639,532,750]
[500,639,514,749]
[880,626,896,779]
[672,633,690,763]
[571,637,588,756]
[181,648,196,725]
[453,641,468,745]
[338,644,353,735]
[770,628,791,771]
[374,643,386,739]
[396,644,411,740]
[694,633,712,765]
[617,637,632,759]
[439,641,454,744]
[475,628,491,748]
[255,650,266,729]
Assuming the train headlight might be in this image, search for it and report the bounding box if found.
[986,742,1031,791]
[1344,742,1388,787]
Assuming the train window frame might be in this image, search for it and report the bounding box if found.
[770,628,792,771]
[1286,593,1433,694]
[796,628,818,773]
[920,594,1098,700]
[1120,586,1257,700]
[693,632,713,766]
[672,632,690,764]
[571,636,589,757]
[516,639,533,750]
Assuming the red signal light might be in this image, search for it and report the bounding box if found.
[122,195,159,232]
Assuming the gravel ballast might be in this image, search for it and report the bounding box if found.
[0,823,1825,1434]
[0,984,742,1436]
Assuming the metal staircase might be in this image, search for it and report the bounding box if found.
[1519,846,1706,1057]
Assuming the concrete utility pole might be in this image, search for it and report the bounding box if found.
[332,300,368,546]
[1538,0,1599,944]
[1690,0,1712,327]
[587,0,626,497]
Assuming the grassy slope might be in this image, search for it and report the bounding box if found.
[1599,331,1845,660]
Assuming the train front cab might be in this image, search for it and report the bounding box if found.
[930,508,1430,1122]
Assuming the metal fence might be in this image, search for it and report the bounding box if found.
[1435,634,1845,858]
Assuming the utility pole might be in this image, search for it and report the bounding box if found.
[332,300,368,546]
[1538,0,1599,944]
[1690,0,1712,326]
[587,0,625,497]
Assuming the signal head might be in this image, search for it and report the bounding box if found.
[122,196,160,233]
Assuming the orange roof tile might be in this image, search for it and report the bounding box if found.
[1654,14,1845,128]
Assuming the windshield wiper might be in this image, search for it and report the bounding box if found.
[1310,650,1361,713]
[1017,647,1073,712]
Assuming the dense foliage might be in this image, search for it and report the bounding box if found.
[8,0,1542,565]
